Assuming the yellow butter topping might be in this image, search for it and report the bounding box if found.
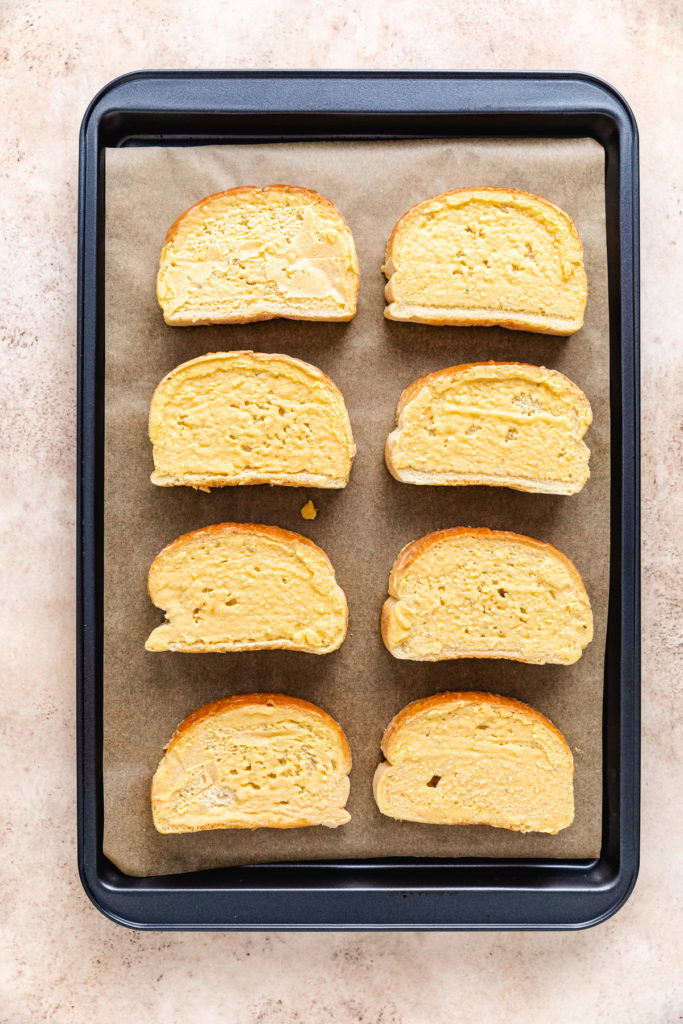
[374,696,573,833]
[301,500,318,520]
[387,363,592,494]
[383,531,592,664]
[146,525,347,653]
[153,701,351,831]
[156,187,359,324]
[264,256,346,301]
[385,188,587,331]
[149,351,356,489]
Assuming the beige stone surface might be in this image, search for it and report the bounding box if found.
[1,1,681,1021]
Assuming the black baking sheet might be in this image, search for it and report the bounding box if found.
[77,71,639,929]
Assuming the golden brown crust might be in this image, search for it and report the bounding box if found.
[385,186,583,268]
[160,185,360,325]
[384,187,586,335]
[147,522,348,654]
[149,521,335,591]
[379,597,397,655]
[164,692,352,773]
[392,361,591,423]
[385,526,586,600]
[151,350,345,423]
[164,184,355,251]
[379,690,572,764]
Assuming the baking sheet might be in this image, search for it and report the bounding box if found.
[103,138,608,876]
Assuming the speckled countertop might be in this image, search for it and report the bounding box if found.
[2,2,681,1021]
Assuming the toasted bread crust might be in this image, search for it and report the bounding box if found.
[385,186,583,265]
[147,523,348,654]
[385,362,592,494]
[164,692,352,772]
[379,691,572,764]
[392,361,591,421]
[154,693,352,832]
[148,521,337,583]
[159,185,359,325]
[386,527,586,598]
[149,350,356,489]
[164,185,355,251]
[151,350,348,418]
[384,187,587,334]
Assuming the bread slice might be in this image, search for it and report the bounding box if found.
[156,185,359,324]
[384,187,587,334]
[373,692,574,834]
[146,523,347,654]
[385,362,592,494]
[381,527,592,664]
[149,351,356,490]
[152,693,352,832]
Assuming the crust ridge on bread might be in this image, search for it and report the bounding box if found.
[156,185,359,324]
[373,691,574,833]
[149,351,356,490]
[383,187,587,335]
[152,693,352,832]
[385,362,592,494]
[381,527,592,664]
[146,523,348,654]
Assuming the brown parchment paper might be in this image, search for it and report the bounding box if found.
[103,139,608,876]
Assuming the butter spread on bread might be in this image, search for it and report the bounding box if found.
[152,694,351,832]
[384,187,587,335]
[149,351,356,489]
[373,692,574,833]
[156,185,359,324]
[146,523,347,654]
[386,362,592,494]
[382,528,592,664]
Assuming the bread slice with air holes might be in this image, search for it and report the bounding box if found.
[156,185,359,325]
[385,361,592,494]
[383,187,587,334]
[149,351,356,490]
[381,527,592,664]
[152,693,352,832]
[373,691,574,834]
[145,523,348,654]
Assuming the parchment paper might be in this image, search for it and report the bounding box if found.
[104,139,608,876]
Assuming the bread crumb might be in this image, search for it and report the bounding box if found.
[301,500,318,521]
